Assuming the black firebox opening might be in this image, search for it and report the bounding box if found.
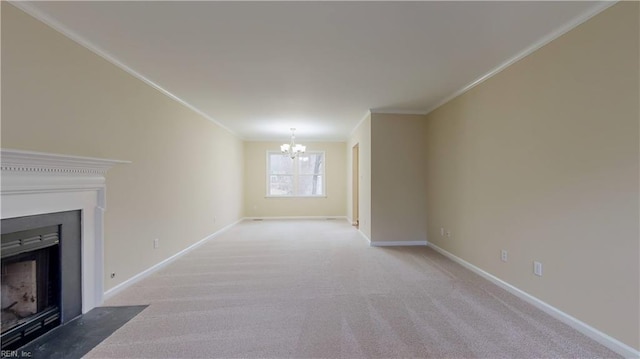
[1,211,81,351]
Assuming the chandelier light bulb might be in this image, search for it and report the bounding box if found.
[281,128,305,159]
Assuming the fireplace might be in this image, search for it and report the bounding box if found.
[1,211,81,350]
[1,148,128,349]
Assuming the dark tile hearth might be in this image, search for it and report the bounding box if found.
[17,305,147,359]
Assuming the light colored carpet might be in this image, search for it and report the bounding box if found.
[92,219,620,358]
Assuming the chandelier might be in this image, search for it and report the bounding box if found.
[280,128,306,159]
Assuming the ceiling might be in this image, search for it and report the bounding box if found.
[16,1,610,141]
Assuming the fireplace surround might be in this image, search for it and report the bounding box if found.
[1,149,128,347]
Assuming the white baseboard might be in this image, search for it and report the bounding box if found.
[243,216,347,221]
[103,218,242,301]
[371,240,428,247]
[427,243,640,359]
[357,229,372,245]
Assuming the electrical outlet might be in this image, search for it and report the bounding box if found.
[153,238,159,249]
[440,227,445,236]
[534,261,543,276]
[445,230,451,238]
[501,250,508,262]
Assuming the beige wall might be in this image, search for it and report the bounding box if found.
[371,113,428,243]
[1,3,244,291]
[5,0,639,351]
[244,141,346,217]
[424,2,639,350]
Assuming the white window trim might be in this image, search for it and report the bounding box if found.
[265,150,327,198]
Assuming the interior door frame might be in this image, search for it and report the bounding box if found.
[352,143,359,227]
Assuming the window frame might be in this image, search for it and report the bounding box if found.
[265,150,326,198]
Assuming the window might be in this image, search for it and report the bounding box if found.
[267,151,325,197]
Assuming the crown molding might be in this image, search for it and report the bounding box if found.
[369,110,429,116]
[8,1,240,140]
[423,1,617,116]
[10,1,616,140]
[349,111,372,138]
[243,138,347,143]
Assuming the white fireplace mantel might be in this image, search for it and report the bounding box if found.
[1,148,130,313]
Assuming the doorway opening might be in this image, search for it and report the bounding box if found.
[352,143,359,228]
